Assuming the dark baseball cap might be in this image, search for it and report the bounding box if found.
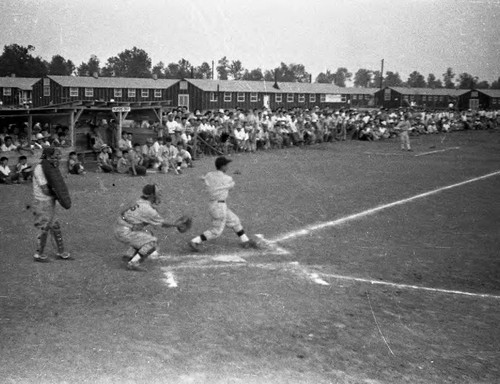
[215,156,232,170]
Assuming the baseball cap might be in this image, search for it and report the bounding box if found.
[215,156,232,170]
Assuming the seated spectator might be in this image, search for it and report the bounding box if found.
[1,136,18,152]
[233,124,248,151]
[128,143,147,176]
[142,137,161,169]
[176,144,193,169]
[159,137,179,173]
[15,155,33,181]
[0,157,20,184]
[33,133,51,149]
[118,131,132,152]
[89,127,106,152]
[67,151,85,175]
[97,144,114,173]
[115,150,130,174]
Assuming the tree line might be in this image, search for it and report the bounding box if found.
[1,44,499,90]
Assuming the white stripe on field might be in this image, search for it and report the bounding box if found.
[318,272,500,300]
[270,170,500,243]
[414,146,460,157]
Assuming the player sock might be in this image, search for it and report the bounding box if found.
[236,229,249,242]
[192,235,206,244]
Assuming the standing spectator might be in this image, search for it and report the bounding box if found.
[128,143,147,176]
[396,114,412,151]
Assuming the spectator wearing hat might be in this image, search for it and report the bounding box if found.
[97,144,114,172]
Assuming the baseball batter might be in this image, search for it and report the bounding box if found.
[188,156,259,252]
[114,184,187,271]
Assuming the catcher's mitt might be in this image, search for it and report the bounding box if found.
[41,159,71,209]
[175,215,192,233]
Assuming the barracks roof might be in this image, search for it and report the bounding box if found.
[387,87,469,96]
[476,89,500,98]
[47,75,180,89]
[0,77,39,90]
[186,79,376,95]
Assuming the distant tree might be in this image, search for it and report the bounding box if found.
[263,69,275,82]
[241,68,264,81]
[228,60,244,80]
[0,44,48,77]
[76,55,100,76]
[315,70,335,83]
[272,62,310,83]
[406,71,426,87]
[217,56,229,80]
[491,77,500,89]
[457,73,478,89]
[353,68,372,87]
[442,67,456,89]
[151,61,166,78]
[384,71,403,87]
[193,62,212,79]
[475,80,489,89]
[370,70,382,88]
[164,59,193,79]
[426,73,443,88]
[102,47,152,77]
[48,54,75,76]
[333,67,352,87]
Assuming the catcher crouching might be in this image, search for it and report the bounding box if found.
[32,148,72,262]
[114,184,192,272]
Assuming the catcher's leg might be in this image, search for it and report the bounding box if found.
[128,241,157,271]
[51,221,71,259]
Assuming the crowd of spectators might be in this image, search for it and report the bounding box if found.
[1,106,499,184]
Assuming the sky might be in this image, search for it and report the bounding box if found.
[1,0,499,84]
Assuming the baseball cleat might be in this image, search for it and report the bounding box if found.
[33,253,49,262]
[56,252,72,260]
[240,239,261,249]
[127,261,147,272]
[188,241,201,252]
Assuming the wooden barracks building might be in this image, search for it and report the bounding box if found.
[2,74,500,157]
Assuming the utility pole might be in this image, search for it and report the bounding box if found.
[380,59,384,89]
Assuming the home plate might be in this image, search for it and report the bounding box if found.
[211,255,247,263]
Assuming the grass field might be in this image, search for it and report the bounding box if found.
[1,130,499,384]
